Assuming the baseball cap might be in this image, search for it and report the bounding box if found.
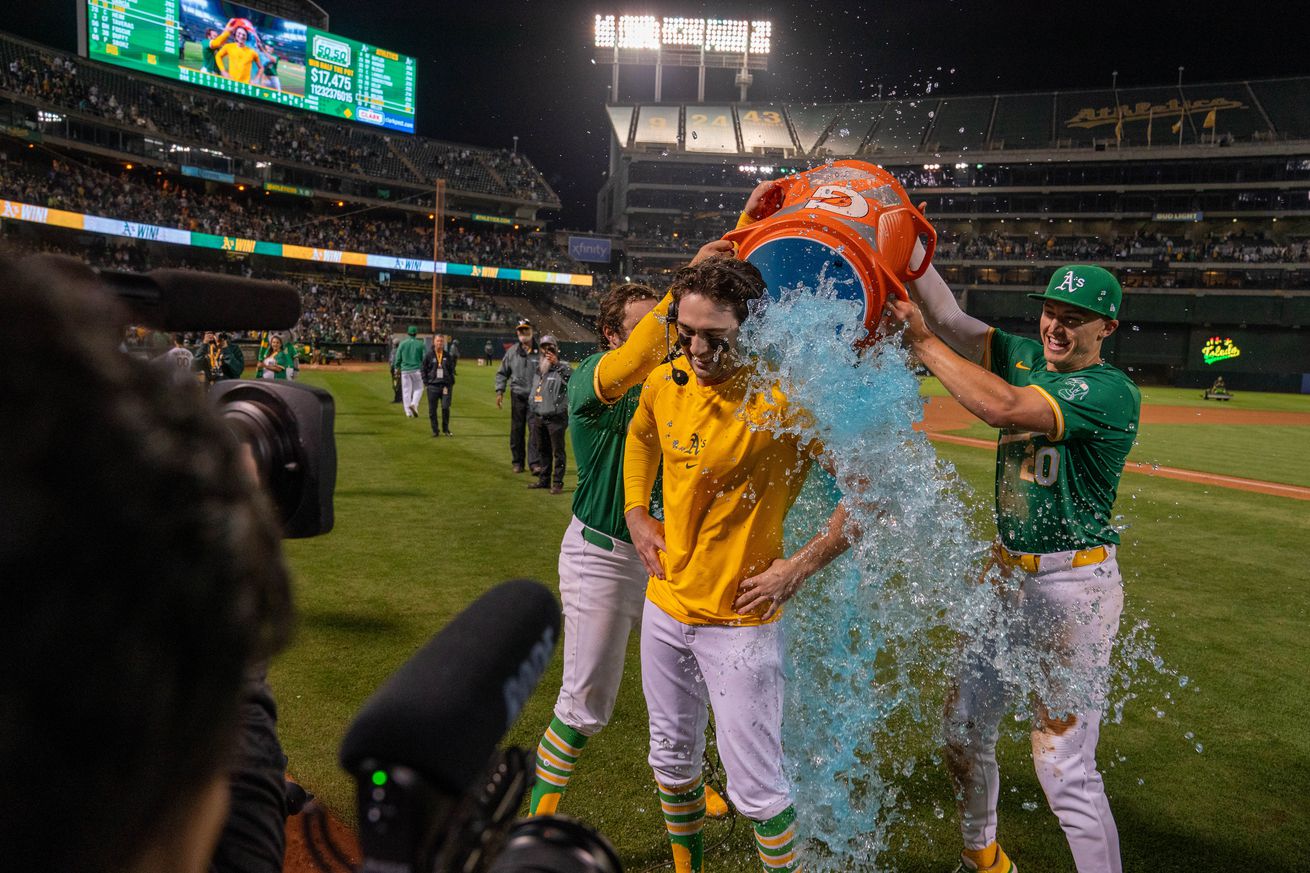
[516,318,533,330]
[407,325,418,336]
[539,334,559,348]
[1027,265,1123,319]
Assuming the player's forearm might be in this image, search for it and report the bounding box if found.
[622,431,660,514]
[912,334,1042,431]
[788,503,852,581]
[906,246,989,363]
[594,292,672,402]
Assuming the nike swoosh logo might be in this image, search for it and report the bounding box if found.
[685,462,698,469]
[1016,361,1031,370]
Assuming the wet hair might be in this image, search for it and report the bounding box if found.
[597,281,659,342]
[668,256,766,324]
[0,253,293,873]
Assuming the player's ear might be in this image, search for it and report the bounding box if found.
[1100,318,1120,339]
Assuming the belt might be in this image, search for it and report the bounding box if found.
[998,544,1108,574]
[580,525,615,552]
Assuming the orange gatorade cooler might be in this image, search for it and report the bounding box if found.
[723,160,936,341]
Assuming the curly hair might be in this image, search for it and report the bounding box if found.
[668,255,766,323]
[0,253,293,873]
[596,281,659,343]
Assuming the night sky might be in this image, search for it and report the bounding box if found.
[8,1,1306,228]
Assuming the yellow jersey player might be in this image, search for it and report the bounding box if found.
[212,24,260,84]
[526,240,735,821]
[624,256,854,873]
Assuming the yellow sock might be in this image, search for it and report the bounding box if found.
[963,843,998,869]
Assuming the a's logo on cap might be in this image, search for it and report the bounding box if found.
[1055,270,1085,294]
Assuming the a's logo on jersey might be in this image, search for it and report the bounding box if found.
[1058,377,1090,401]
[674,432,704,467]
[1054,270,1085,293]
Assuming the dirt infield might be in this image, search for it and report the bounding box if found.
[284,803,360,873]
[918,396,1310,500]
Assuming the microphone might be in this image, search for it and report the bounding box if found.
[340,579,560,796]
[670,364,689,386]
[98,268,301,330]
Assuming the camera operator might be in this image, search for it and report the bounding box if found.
[196,330,246,382]
[0,253,294,873]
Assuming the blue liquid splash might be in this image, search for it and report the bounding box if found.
[736,272,1179,870]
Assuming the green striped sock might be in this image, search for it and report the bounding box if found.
[658,777,705,873]
[753,805,801,872]
[529,717,588,815]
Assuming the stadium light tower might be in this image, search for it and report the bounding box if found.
[593,14,772,102]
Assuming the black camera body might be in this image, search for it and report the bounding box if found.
[209,379,337,538]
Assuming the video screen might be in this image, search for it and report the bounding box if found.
[83,0,417,132]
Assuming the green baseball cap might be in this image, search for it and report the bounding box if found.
[1028,265,1123,318]
[407,325,419,336]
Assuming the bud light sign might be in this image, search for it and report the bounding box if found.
[569,236,612,264]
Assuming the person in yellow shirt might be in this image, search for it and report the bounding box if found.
[213,24,260,84]
[623,255,853,873]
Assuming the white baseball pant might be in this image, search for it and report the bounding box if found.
[945,546,1124,873]
[552,516,648,735]
[401,370,423,414]
[641,599,792,821]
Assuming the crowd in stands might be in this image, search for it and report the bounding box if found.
[0,150,577,272]
[0,227,522,343]
[934,230,1310,264]
[0,33,557,204]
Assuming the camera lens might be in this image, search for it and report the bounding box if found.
[487,816,622,873]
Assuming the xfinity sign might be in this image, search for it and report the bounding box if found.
[569,236,612,264]
[312,35,352,67]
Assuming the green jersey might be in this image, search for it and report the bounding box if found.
[393,337,425,372]
[985,328,1141,554]
[569,352,643,542]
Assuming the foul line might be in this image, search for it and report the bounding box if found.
[925,432,1310,501]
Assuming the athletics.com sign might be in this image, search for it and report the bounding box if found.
[568,236,612,264]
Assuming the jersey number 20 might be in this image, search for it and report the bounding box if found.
[1020,443,1060,487]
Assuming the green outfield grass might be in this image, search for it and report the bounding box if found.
[272,367,1309,873]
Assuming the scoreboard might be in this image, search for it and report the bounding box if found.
[81,0,416,133]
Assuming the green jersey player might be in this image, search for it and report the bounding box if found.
[528,241,734,822]
[889,262,1140,873]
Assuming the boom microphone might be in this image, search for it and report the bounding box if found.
[340,579,560,796]
[97,268,302,330]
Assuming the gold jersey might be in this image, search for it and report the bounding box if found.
[624,362,819,625]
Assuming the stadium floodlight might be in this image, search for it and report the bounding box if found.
[705,18,748,53]
[617,15,660,50]
[594,13,773,102]
[594,14,617,48]
[662,17,705,47]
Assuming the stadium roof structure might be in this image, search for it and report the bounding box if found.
[606,77,1310,160]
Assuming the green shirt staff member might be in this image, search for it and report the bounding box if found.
[527,240,734,822]
[889,263,1139,873]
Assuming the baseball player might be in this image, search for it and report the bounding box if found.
[527,241,734,819]
[624,256,855,873]
[889,261,1140,873]
[391,326,425,418]
[212,22,261,84]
